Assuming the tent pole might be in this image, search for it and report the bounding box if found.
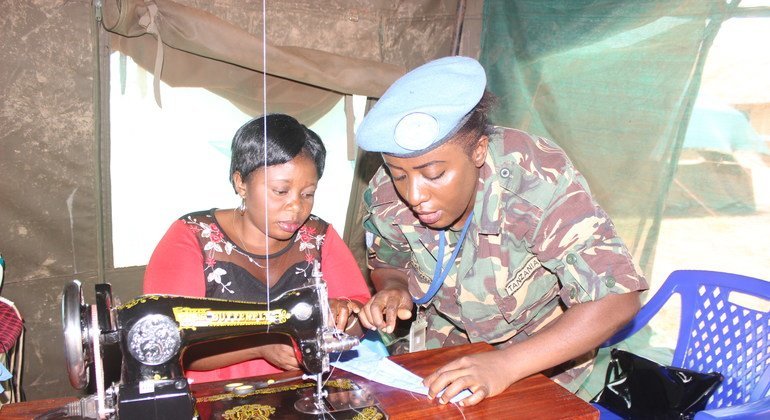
[451,0,468,55]
[92,0,110,281]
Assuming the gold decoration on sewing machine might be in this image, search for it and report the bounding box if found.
[197,379,356,403]
[222,403,276,420]
[172,307,291,329]
[121,295,162,309]
[352,407,386,420]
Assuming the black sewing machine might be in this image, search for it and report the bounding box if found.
[58,263,377,419]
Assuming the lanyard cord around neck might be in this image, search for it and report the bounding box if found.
[412,211,474,305]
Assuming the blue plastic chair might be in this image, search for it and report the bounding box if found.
[595,270,770,419]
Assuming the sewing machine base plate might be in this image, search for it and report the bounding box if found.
[295,387,379,415]
[195,378,387,419]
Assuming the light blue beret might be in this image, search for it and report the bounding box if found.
[356,56,486,156]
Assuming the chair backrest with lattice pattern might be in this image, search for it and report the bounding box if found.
[666,270,770,409]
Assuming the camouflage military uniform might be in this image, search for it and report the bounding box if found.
[363,127,648,393]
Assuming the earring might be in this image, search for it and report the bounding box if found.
[238,196,246,215]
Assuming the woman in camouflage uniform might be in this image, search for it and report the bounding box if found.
[354,56,647,406]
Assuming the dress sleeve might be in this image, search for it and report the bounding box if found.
[144,219,206,297]
[321,225,371,304]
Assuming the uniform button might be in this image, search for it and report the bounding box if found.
[605,276,616,288]
[569,288,577,299]
[566,253,577,265]
[500,168,511,178]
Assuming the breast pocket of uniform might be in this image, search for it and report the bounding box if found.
[494,256,559,326]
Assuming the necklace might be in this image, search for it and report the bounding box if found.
[230,209,266,268]
[232,208,250,252]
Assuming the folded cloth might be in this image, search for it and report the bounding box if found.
[331,343,472,403]
[0,297,22,353]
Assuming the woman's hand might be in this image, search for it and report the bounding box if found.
[328,298,364,332]
[257,341,301,371]
[422,350,513,407]
[357,288,413,334]
[185,333,300,372]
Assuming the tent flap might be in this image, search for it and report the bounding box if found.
[102,0,412,122]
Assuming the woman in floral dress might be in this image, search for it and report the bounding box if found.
[144,114,371,383]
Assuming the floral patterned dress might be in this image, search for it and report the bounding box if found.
[144,209,371,383]
[181,209,329,302]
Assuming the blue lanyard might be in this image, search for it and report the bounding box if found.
[412,211,474,304]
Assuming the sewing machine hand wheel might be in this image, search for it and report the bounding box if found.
[62,280,93,390]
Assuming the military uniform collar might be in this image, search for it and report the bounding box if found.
[474,128,520,235]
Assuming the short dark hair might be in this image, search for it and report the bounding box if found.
[449,90,498,154]
[229,114,326,191]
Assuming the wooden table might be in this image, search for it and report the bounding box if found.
[366,343,597,419]
[1,343,597,419]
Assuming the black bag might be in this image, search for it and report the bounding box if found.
[591,348,723,419]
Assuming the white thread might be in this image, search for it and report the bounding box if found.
[451,401,468,419]
[344,316,358,332]
[261,0,271,328]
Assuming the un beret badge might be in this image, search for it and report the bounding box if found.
[394,112,439,151]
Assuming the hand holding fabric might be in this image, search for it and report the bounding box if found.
[422,350,512,407]
[259,342,301,371]
[328,298,364,332]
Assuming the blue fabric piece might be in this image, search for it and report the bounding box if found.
[359,329,389,357]
[331,330,389,363]
[0,363,12,393]
[356,56,486,156]
[331,330,472,403]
